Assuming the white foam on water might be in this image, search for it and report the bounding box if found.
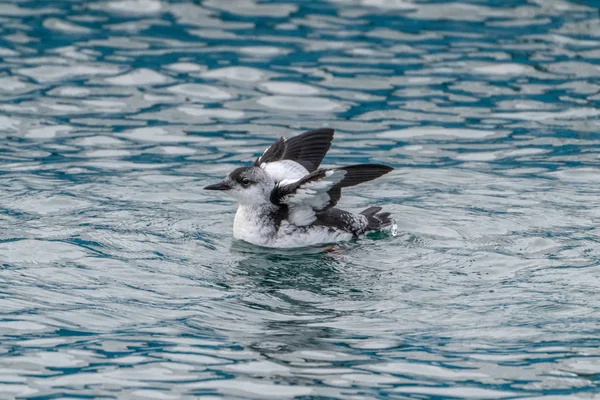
[12,194,92,216]
[156,146,196,155]
[378,126,504,140]
[53,87,91,97]
[106,0,162,13]
[105,68,169,86]
[129,390,181,400]
[42,103,82,112]
[185,379,312,398]
[564,359,600,374]
[0,240,86,263]
[167,84,232,100]
[86,37,150,49]
[0,116,21,131]
[18,64,122,83]
[503,148,547,157]
[238,46,290,57]
[84,149,132,158]
[74,135,126,146]
[0,76,31,92]
[0,47,18,56]
[392,386,517,399]
[10,352,87,368]
[546,61,600,78]
[165,62,203,72]
[0,321,47,332]
[189,28,239,39]
[364,361,487,379]
[201,66,267,82]
[83,160,166,170]
[456,147,547,162]
[472,63,533,75]
[121,127,208,143]
[25,125,73,139]
[455,151,499,161]
[0,4,59,16]
[203,0,297,17]
[260,81,320,95]
[491,108,600,121]
[43,18,93,33]
[0,385,38,397]
[354,0,416,10]
[223,360,290,374]
[257,95,345,112]
[178,106,244,119]
[17,338,68,347]
[548,167,600,182]
[82,99,128,111]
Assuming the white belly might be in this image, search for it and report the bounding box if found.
[233,205,276,247]
[271,221,353,248]
[233,207,353,248]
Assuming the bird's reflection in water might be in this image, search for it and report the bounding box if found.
[223,240,364,358]
[229,240,346,291]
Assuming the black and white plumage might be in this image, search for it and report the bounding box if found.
[204,128,393,248]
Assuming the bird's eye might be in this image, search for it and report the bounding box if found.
[241,178,250,186]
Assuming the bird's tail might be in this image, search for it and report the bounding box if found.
[360,206,392,231]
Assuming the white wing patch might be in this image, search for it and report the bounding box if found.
[262,160,309,182]
[288,208,316,226]
[279,169,347,226]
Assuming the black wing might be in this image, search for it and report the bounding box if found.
[254,128,334,172]
[325,164,394,209]
[271,164,392,226]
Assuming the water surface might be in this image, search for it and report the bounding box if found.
[1,0,600,398]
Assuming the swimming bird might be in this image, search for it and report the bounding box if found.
[204,128,393,248]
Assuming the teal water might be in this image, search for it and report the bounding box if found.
[1,0,600,398]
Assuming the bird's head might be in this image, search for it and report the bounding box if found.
[204,166,274,206]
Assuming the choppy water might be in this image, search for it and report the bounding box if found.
[1,0,600,398]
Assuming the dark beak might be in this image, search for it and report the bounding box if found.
[204,181,231,191]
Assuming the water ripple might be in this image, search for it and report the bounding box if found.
[1,0,600,398]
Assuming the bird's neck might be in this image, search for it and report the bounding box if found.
[233,203,279,245]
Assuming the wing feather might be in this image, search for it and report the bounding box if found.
[262,160,309,182]
[279,129,334,172]
[255,128,334,176]
[271,164,392,226]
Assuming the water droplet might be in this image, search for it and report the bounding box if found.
[391,220,398,237]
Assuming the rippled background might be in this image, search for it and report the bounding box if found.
[1,0,600,398]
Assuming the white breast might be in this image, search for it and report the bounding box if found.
[233,206,354,248]
[233,205,275,247]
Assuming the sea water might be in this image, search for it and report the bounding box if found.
[1,0,600,398]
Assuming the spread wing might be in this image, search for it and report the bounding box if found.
[270,164,393,226]
[255,128,334,182]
